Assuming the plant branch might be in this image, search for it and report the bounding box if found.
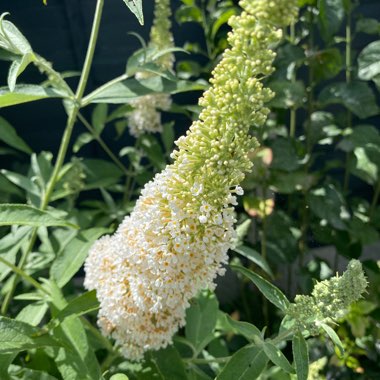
[77,112,130,176]
[1,0,105,315]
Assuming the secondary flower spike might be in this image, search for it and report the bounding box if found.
[128,0,174,137]
[85,0,299,360]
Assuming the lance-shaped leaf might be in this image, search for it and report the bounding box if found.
[122,0,144,25]
[0,84,64,107]
[0,204,78,229]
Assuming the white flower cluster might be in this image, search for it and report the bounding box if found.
[85,0,298,360]
[85,170,241,359]
[128,93,172,137]
[128,0,174,137]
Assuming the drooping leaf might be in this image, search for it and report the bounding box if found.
[0,116,32,154]
[216,345,268,380]
[122,0,144,25]
[73,133,94,153]
[7,52,35,91]
[292,332,309,380]
[0,18,32,55]
[50,227,109,288]
[231,265,290,311]
[233,245,274,278]
[0,204,78,228]
[225,315,262,342]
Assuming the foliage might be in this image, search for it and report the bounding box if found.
[0,0,378,379]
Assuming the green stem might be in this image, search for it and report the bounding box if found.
[77,112,130,176]
[0,256,48,295]
[343,9,352,194]
[370,180,380,220]
[271,329,294,345]
[81,73,128,107]
[1,0,105,315]
[289,22,296,138]
[184,356,231,365]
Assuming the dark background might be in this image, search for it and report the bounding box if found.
[0,0,202,156]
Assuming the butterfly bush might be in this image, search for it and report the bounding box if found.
[287,259,368,334]
[127,0,174,137]
[85,0,299,360]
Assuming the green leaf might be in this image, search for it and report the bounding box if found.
[162,122,175,153]
[7,52,35,91]
[216,345,268,380]
[0,226,31,281]
[139,135,166,170]
[50,227,108,288]
[233,245,274,278]
[292,332,309,380]
[318,0,345,42]
[0,18,32,55]
[358,40,380,81]
[0,116,32,154]
[175,5,202,24]
[319,81,379,119]
[270,139,300,172]
[211,8,237,39]
[0,317,60,353]
[225,315,262,342]
[0,204,78,228]
[310,48,342,80]
[352,146,379,184]
[185,291,218,353]
[47,283,101,380]
[148,346,188,380]
[92,103,108,134]
[231,265,290,311]
[73,132,94,153]
[1,169,40,196]
[83,76,207,105]
[264,342,295,374]
[16,302,48,326]
[122,0,144,25]
[49,290,99,327]
[110,375,130,380]
[0,353,16,380]
[0,84,63,107]
[268,80,306,108]
[320,323,344,357]
[8,366,59,380]
[307,184,349,230]
[356,18,380,35]
[82,159,124,189]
